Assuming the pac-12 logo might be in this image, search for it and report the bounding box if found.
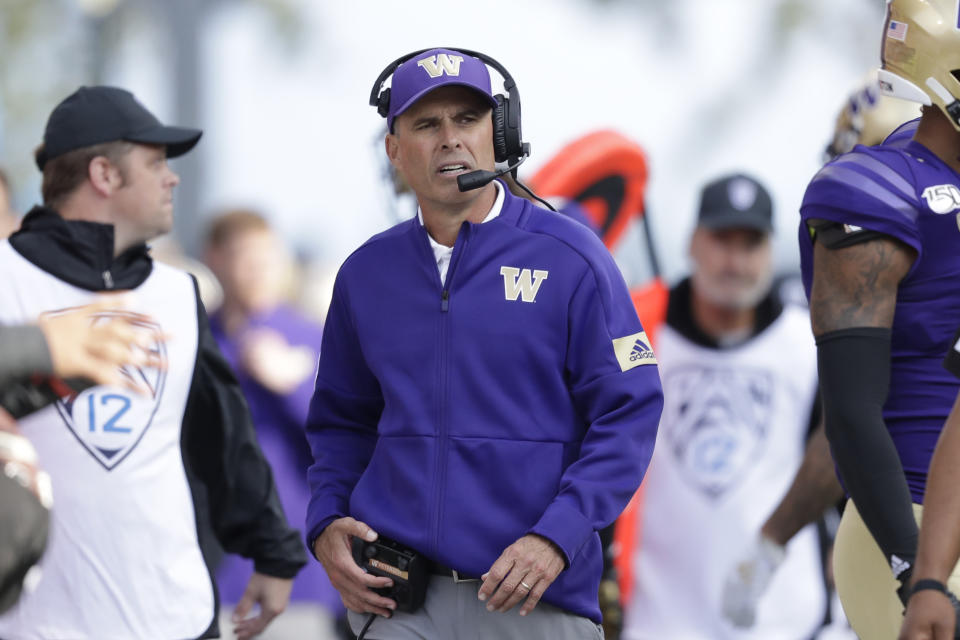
[662,365,772,499]
[48,308,168,471]
[922,184,960,214]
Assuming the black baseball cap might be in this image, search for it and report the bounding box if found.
[35,86,202,170]
[696,173,773,232]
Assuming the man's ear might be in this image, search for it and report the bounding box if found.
[87,156,119,197]
[385,133,401,170]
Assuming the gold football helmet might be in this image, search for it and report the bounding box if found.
[826,72,921,158]
[879,0,960,131]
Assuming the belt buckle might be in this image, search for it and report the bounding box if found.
[451,570,476,583]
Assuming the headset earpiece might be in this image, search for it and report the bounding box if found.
[500,89,523,164]
[376,88,391,119]
[492,95,509,163]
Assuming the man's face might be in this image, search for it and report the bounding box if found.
[209,228,288,314]
[111,143,180,243]
[689,227,773,310]
[385,86,495,211]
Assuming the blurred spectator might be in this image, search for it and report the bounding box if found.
[204,209,344,639]
[623,174,830,639]
[0,168,19,238]
[824,71,920,160]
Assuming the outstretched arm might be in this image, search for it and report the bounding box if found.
[761,420,843,545]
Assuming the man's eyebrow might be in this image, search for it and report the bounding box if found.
[409,105,485,127]
[411,114,440,127]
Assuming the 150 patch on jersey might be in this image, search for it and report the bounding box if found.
[48,309,168,471]
[922,184,960,214]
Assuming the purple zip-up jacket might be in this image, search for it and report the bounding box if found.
[304,185,663,623]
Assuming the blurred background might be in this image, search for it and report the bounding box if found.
[0,0,886,299]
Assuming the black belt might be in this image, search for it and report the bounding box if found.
[428,560,479,583]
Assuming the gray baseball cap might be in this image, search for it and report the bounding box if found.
[697,173,773,232]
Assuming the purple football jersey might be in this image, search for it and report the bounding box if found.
[881,118,919,149]
[945,325,960,380]
[799,130,960,502]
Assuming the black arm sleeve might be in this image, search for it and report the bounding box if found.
[944,325,960,380]
[181,283,307,579]
[817,327,918,579]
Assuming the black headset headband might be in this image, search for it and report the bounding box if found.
[368,47,519,113]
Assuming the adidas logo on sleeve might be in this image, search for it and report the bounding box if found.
[613,331,658,371]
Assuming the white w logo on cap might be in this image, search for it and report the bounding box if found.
[417,54,464,78]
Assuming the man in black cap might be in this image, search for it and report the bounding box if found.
[623,173,838,639]
[0,86,306,640]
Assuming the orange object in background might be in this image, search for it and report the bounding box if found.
[630,278,668,351]
[529,130,649,252]
[530,130,665,606]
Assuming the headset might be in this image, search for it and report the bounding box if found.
[369,47,526,166]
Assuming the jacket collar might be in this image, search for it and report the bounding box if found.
[9,206,153,291]
[406,179,529,236]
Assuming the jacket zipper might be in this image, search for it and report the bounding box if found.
[102,270,114,289]
[432,223,470,555]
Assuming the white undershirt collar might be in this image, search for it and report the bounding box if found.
[418,180,504,283]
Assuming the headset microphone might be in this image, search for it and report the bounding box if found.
[457,144,529,192]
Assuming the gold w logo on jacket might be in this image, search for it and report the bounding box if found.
[417,53,464,78]
[500,266,549,303]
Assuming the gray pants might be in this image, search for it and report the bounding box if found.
[347,576,604,640]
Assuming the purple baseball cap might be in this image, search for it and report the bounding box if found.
[387,48,499,131]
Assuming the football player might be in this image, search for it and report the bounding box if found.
[798,1,960,637]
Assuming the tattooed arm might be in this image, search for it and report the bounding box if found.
[809,231,912,334]
[809,227,919,590]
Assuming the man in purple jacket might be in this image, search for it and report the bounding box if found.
[798,1,960,636]
[304,47,663,639]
